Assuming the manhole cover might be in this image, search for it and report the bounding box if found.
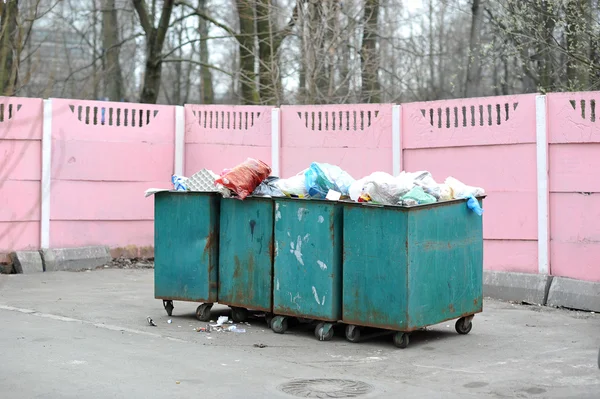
[278,378,373,398]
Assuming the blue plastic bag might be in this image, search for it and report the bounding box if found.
[304,162,355,199]
[171,175,188,191]
[466,195,483,216]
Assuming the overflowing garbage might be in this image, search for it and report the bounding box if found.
[152,157,485,215]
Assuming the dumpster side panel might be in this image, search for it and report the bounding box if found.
[218,198,273,311]
[406,200,483,329]
[273,200,343,321]
[342,205,409,330]
[154,192,219,302]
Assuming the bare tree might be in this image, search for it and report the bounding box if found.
[360,0,379,103]
[197,0,213,104]
[102,0,125,101]
[0,0,21,95]
[464,0,484,97]
[132,0,175,103]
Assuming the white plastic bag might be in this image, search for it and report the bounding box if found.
[275,170,308,197]
[445,176,485,199]
[349,178,366,202]
[360,172,413,205]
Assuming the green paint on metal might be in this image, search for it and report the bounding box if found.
[218,197,274,312]
[273,198,343,321]
[342,204,408,329]
[342,198,484,331]
[406,200,483,328]
[154,192,219,302]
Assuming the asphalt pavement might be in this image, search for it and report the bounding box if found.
[1,269,599,398]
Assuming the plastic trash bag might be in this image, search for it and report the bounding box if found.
[252,176,285,197]
[349,178,366,202]
[398,186,437,206]
[215,158,272,199]
[466,195,484,216]
[171,175,188,191]
[360,172,413,205]
[304,162,355,199]
[275,171,309,198]
[445,176,485,199]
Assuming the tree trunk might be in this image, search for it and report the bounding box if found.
[236,0,259,105]
[0,0,20,96]
[198,0,214,104]
[102,0,124,101]
[133,0,175,104]
[427,0,436,100]
[312,0,329,103]
[256,0,277,105]
[464,0,484,98]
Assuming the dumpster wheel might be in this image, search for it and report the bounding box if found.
[196,303,213,322]
[271,316,288,334]
[315,322,334,341]
[231,307,249,323]
[393,332,409,349]
[455,316,473,335]
[345,325,361,343]
[265,313,274,328]
[163,300,174,316]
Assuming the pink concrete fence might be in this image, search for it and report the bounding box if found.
[547,92,600,282]
[0,93,598,282]
[402,94,539,275]
[0,97,43,260]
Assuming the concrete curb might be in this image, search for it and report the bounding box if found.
[40,246,111,272]
[10,251,45,274]
[547,277,600,312]
[483,270,552,305]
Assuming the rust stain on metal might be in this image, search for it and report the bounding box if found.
[448,304,455,313]
[329,214,336,243]
[204,231,215,253]
[473,298,478,306]
[268,239,274,259]
[230,253,255,305]
[233,256,242,279]
[155,295,215,302]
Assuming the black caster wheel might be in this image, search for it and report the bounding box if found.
[231,307,249,323]
[271,316,288,334]
[345,325,361,343]
[315,322,334,341]
[265,313,274,328]
[163,300,174,316]
[196,303,213,322]
[393,332,409,349]
[455,316,473,335]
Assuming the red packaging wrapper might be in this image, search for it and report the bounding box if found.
[215,158,272,199]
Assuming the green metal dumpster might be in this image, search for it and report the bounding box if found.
[218,197,274,322]
[154,191,219,321]
[271,198,343,341]
[342,197,484,348]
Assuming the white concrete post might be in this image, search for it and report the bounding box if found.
[392,105,402,175]
[174,105,185,176]
[271,108,281,177]
[40,99,53,249]
[536,95,549,275]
